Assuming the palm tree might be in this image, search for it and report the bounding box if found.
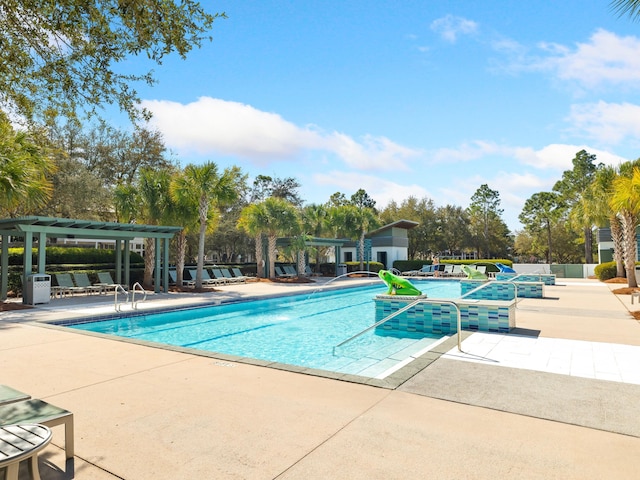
[114,167,174,288]
[587,165,624,277]
[171,162,240,289]
[351,206,381,271]
[611,0,640,19]
[609,166,640,288]
[0,113,55,216]
[237,202,268,278]
[301,204,328,272]
[263,197,299,279]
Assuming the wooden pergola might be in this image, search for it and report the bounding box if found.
[0,216,182,301]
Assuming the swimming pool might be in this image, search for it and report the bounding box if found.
[63,280,461,378]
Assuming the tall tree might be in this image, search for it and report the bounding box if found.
[0,1,224,124]
[261,198,300,279]
[609,166,640,288]
[519,192,564,263]
[0,112,55,216]
[249,175,303,206]
[237,202,269,278]
[467,184,504,258]
[553,150,601,263]
[350,189,377,210]
[587,165,625,276]
[301,204,329,272]
[171,162,241,289]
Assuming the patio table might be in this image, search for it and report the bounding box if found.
[0,424,52,480]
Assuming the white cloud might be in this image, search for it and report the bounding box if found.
[496,29,640,90]
[430,15,478,43]
[430,141,507,163]
[142,97,420,171]
[515,143,629,169]
[566,101,640,146]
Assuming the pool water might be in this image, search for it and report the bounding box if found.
[67,280,461,378]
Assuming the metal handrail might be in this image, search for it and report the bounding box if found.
[333,298,463,356]
[460,280,520,307]
[131,282,147,310]
[114,284,129,312]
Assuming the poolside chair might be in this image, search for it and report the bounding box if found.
[210,268,231,285]
[96,272,124,293]
[416,265,436,277]
[275,266,295,278]
[169,270,194,287]
[188,269,219,286]
[72,272,102,295]
[53,273,87,296]
[284,265,298,277]
[447,265,465,277]
[231,268,249,282]
[221,269,243,283]
[0,385,30,406]
[0,398,74,459]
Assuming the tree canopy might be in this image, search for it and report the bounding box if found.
[0,0,224,123]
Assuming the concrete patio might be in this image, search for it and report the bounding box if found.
[1,277,640,479]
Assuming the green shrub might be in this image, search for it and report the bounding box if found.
[8,247,143,265]
[594,261,617,281]
[344,261,384,274]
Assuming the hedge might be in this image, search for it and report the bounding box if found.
[7,246,143,265]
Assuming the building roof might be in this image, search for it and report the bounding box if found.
[366,219,419,237]
[0,216,182,239]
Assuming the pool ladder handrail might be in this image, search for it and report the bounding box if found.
[333,298,463,356]
[460,280,520,307]
[131,282,147,310]
[114,284,129,312]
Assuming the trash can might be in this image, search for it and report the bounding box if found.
[337,264,347,276]
[25,274,51,305]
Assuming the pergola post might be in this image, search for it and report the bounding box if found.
[115,239,122,285]
[154,237,161,293]
[163,238,170,293]
[37,231,46,274]
[124,240,130,288]
[1,234,8,301]
[23,234,33,304]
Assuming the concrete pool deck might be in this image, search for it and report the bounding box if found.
[1,277,640,478]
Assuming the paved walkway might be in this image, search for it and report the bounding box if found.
[2,277,640,479]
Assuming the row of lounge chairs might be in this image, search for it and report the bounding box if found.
[52,272,122,297]
[402,264,488,278]
[170,268,249,287]
[276,265,298,278]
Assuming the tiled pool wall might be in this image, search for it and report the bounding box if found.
[495,273,556,285]
[460,279,545,299]
[374,295,515,335]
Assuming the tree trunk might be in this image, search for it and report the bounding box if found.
[358,231,365,271]
[583,226,593,264]
[143,237,155,289]
[610,215,625,278]
[546,222,553,264]
[196,219,206,289]
[176,231,187,287]
[621,212,638,288]
[297,250,305,276]
[268,234,277,279]
[255,234,264,278]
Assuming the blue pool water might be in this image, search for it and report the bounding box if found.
[66,280,461,378]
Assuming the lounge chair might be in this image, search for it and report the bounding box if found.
[96,272,124,293]
[221,269,243,283]
[0,398,74,459]
[0,385,30,406]
[232,268,249,282]
[416,265,436,277]
[440,264,455,277]
[275,266,295,278]
[210,269,230,285]
[187,269,219,286]
[169,270,194,287]
[304,265,321,277]
[284,265,298,277]
[446,265,465,277]
[72,272,102,295]
[53,273,87,296]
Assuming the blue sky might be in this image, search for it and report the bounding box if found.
[111,1,640,230]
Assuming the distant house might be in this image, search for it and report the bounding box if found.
[597,227,640,263]
[341,220,418,269]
